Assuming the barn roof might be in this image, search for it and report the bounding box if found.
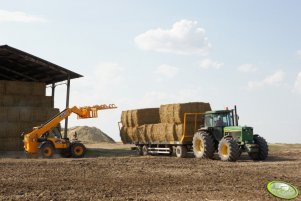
[0,45,83,85]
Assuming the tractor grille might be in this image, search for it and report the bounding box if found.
[242,127,253,142]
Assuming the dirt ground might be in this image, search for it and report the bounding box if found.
[0,143,300,201]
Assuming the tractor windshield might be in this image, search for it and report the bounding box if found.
[205,112,233,127]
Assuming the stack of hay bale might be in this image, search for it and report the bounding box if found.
[120,102,211,144]
[0,80,60,151]
[120,108,160,143]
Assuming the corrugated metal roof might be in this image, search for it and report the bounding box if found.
[0,45,83,84]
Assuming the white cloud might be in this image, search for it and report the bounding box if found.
[296,50,301,59]
[0,9,46,23]
[238,64,257,73]
[69,62,125,105]
[134,19,211,55]
[199,58,224,70]
[294,72,301,93]
[154,64,179,78]
[248,70,284,90]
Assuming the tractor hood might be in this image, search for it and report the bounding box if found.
[224,126,254,143]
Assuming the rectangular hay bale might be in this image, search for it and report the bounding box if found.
[120,126,131,144]
[0,137,23,151]
[120,126,141,144]
[0,80,5,94]
[4,81,46,96]
[0,95,52,107]
[160,102,211,124]
[6,107,20,122]
[121,111,129,127]
[121,108,160,127]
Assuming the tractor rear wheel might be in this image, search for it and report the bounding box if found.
[175,146,187,158]
[218,138,240,162]
[40,143,54,158]
[70,143,86,158]
[193,131,215,159]
[248,135,268,160]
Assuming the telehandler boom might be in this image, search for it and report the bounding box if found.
[23,104,117,158]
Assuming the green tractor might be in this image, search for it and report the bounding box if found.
[192,106,268,162]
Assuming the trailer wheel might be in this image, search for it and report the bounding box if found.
[142,145,148,156]
[248,135,268,160]
[218,138,240,162]
[176,146,187,158]
[193,131,215,159]
[136,146,143,156]
[40,142,54,158]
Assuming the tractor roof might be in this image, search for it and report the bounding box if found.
[205,110,231,114]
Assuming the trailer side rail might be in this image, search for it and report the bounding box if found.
[180,112,205,144]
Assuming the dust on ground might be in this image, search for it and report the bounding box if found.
[0,143,300,201]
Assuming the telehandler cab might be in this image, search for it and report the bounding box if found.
[23,104,117,158]
[193,106,268,162]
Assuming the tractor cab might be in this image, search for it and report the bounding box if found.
[202,109,236,142]
[204,110,234,127]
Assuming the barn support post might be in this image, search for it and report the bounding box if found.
[51,83,55,108]
[64,75,71,138]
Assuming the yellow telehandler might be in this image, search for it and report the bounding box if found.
[23,104,117,158]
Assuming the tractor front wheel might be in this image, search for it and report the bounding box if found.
[248,135,268,160]
[218,138,240,162]
[40,143,54,158]
[193,131,215,159]
[70,143,86,158]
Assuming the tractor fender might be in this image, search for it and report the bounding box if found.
[37,140,54,149]
[198,127,208,131]
[223,135,233,139]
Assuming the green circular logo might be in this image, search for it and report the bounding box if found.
[267,181,299,200]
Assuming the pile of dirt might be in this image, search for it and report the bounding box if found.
[120,102,211,144]
[66,126,115,144]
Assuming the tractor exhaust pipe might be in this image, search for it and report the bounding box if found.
[234,105,238,126]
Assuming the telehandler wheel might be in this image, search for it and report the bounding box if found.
[70,143,86,158]
[193,131,215,159]
[218,138,240,162]
[136,146,143,156]
[248,135,268,160]
[142,145,148,156]
[40,143,54,158]
[176,146,187,158]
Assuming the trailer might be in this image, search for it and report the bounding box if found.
[119,112,204,158]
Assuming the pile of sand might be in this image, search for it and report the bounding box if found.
[66,126,115,144]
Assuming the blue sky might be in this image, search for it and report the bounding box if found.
[1,1,301,143]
